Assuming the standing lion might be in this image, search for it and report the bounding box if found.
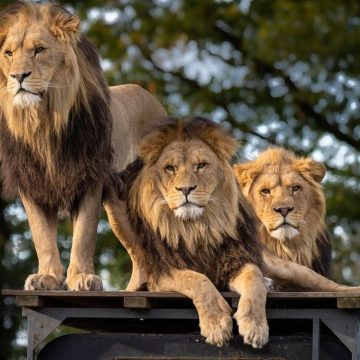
[0,1,166,291]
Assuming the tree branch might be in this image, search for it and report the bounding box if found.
[213,23,360,151]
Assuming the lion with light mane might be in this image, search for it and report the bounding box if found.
[234,148,331,278]
[0,1,166,291]
[113,117,360,348]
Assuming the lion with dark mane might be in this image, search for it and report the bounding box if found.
[234,148,331,278]
[0,1,166,291]
[114,117,360,348]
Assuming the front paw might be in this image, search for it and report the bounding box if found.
[66,274,103,291]
[24,274,62,290]
[198,296,233,347]
[235,298,269,349]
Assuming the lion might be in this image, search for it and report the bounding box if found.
[112,117,360,348]
[0,1,166,291]
[233,148,331,278]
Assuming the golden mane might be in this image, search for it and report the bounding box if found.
[0,1,109,176]
[128,117,241,254]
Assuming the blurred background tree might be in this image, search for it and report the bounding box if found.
[1,0,359,359]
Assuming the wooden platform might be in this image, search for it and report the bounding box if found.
[3,290,360,360]
[3,289,360,309]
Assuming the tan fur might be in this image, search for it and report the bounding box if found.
[229,264,268,348]
[234,147,327,268]
[263,251,359,292]
[0,2,166,290]
[151,269,233,346]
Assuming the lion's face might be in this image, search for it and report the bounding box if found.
[128,118,240,252]
[246,167,315,241]
[234,148,326,243]
[0,3,80,109]
[155,139,225,220]
[1,24,65,108]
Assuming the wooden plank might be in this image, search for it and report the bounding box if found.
[1,289,186,298]
[337,297,360,309]
[3,289,360,300]
[123,296,153,309]
[16,295,44,307]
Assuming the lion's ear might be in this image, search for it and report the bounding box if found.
[295,158,326,183]
[48,5,80,43]
[233,163,258,190]
[138,134,167,165]
[202,128,238,161]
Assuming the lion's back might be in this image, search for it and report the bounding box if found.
[109,84,167,171]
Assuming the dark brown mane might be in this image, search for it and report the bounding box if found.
[127,197,263,289]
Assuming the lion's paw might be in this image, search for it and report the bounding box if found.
[24,274,62,290]
[199,296,233,346]
[66,274,103,291]
[235,307,269,349]
[264,277,275,292]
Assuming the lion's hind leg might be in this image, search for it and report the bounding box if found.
[150,269,233,346]
[104,197,147,291]
[263,252,360,292]
[229,263,269,349]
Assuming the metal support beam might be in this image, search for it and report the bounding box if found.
[312,318,320,360]
[23,308,65,360]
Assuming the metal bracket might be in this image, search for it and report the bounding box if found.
[23,308,65,360]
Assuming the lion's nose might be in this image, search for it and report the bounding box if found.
[175,185,197,196]
[274,207,294,217]
[10,71,32,83]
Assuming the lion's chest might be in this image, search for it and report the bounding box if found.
[134,215,262,291]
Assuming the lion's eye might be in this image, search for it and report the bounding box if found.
[292,185,301,192]
[260,188,270,195]
[4,50,13,57]
[197,162,207,171]
[35,46,46,54]
[165,165,175,173]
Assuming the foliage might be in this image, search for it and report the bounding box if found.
[1,0,359,358]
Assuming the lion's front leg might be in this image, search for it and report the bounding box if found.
[229,263,269,349]
[263,251,360,292]
[150,269,233,346]
[21,194,64,290]
[104,197,147,291]
[66,186,103,291]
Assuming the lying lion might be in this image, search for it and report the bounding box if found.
[234,148,331,277]
[112,117,360,348]
[0,1,166,290]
